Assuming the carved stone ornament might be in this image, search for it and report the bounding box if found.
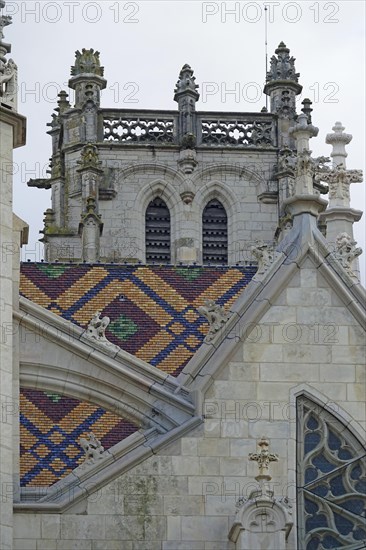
[79,432,104,466]
[71,48,104,77]
[83,311,120,351]
[229,437,292,548]
[249,436,279,481]
[251,241,275,275]
[0,13,11,41]
[177,147,198,175]
[197,299,230,341]
[277,147,297,175]
[276,214,293,242]
[276,90,296,119]
[266,42,300,83]
[77,143,102,170]
[333,233,362,278]
[179,178,195,204]
[174,64,199,99]
[181,132,196,149]
[319,164,363,205]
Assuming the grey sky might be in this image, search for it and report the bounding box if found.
[4,0,365,280]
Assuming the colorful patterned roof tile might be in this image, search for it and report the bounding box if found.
[20,264,256,376]
[20,389,138,487]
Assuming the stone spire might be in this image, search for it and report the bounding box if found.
[0,0,17,110]
[264,43,303,149]
[174,64,199,140]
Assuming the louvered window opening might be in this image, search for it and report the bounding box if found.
[145,197,171,264]
[203,199,228,264]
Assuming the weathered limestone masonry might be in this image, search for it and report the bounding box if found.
[0,1,26,547]
[6,32,366,550]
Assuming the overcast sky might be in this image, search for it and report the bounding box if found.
[3,0,365,280]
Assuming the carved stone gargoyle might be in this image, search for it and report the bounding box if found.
[79,432,104,466]
[198,299,230,341]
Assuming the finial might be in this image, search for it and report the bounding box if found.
[326,121,352,168]
[71,48,104,77]
[289,113,318,153]
[174,63,199,102]
[57,90,70,113]
[266,42,300,83]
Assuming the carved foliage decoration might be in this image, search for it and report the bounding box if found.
[71,48,104,77]
[297,397,366,549]
[334,233,362,278]
[266,41,300,83]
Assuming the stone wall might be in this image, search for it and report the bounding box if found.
[46,146,278,264]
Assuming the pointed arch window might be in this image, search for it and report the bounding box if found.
[297,396,366,549]
[202,199,228,265]
[145,197,171,264]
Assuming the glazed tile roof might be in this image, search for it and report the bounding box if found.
[19,263,256,487]
[20,263,257,376]
[20,389,138,487]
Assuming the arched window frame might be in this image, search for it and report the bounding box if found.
[296,395,366,549]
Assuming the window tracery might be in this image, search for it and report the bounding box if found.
[297,397,366,549]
